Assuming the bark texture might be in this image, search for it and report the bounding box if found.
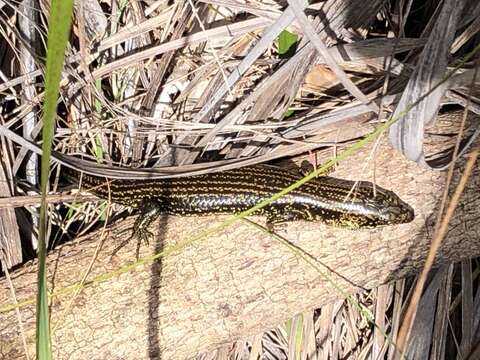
[1,141,479,360]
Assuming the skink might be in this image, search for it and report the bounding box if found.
[66,165,414,244]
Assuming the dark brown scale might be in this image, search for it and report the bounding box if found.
[65,165,414,250]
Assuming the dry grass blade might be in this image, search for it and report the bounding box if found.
[403,267,449,358]
[0,193,97,208]
[0,250,31,359]
[429,265,453,359]
[451,7,480,53]
[0,150,22,267]
[287,0,378,113]
[388,0,470,169]
[176,3,307,165]
[459,260,474,357]
[372,285,390,359]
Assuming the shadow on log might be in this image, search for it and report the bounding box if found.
[1,140,479,360]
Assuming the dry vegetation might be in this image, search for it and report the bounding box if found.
[0,0,479,359]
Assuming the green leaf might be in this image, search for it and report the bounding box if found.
[283,108,295,117]
[278,30,298,117]
[278,30,298,56]
[37,0,74,359]
[285,315,304,360]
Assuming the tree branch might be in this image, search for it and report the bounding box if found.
[1,141,479,360]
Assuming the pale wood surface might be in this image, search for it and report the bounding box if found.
[1,139,479,360]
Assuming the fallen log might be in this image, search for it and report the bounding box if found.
[1,140,479,360]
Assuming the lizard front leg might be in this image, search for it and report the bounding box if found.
[112,199,163,258]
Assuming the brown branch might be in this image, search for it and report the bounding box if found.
[0,193,98,209]
[1,142,479,360]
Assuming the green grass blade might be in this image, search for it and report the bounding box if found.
[36,0,74,359]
